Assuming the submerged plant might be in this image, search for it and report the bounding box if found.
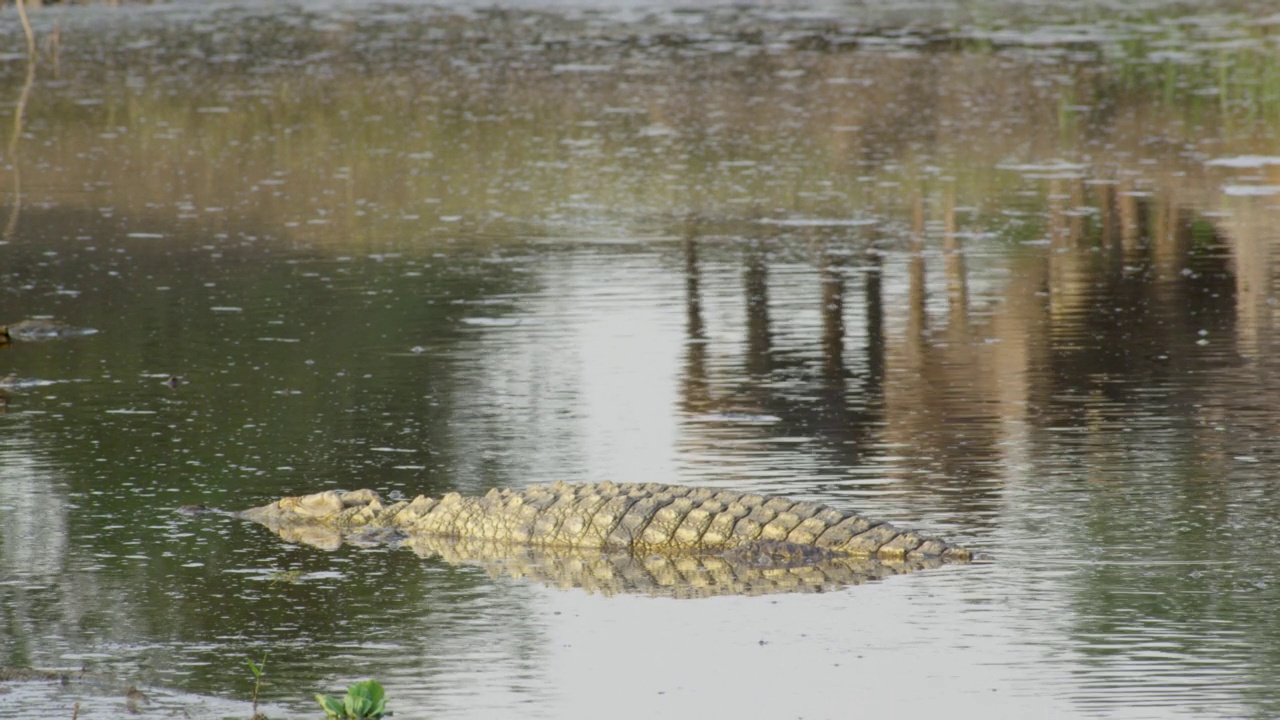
[315,679,387,719]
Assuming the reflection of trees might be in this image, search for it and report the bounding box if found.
[675,195,1011,512]
[671,175,1280,712]
[681,233,710,413]
[677,225,887,480]
[0,431,73,667]
[1008,182,1280,716]
[0,205,548,700]
[879,191,1006,517]
[743,242,772,379]
[1034,185,1238,422]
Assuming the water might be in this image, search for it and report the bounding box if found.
[2,0,1280,717]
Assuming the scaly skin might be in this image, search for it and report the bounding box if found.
[240,481,972,564]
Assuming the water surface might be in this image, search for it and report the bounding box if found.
[2,1,1280,717]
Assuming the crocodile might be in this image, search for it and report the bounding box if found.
[1,319,99,343]
[239,482,972,596]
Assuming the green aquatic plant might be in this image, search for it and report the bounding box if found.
[268,569,304,585]
[246,652,268,720]
[315,679,387,719]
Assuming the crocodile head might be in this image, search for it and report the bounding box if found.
[240,489,394,531]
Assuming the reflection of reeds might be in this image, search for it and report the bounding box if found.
[4,0,39,241]
[42,19,60,77]
[14,0,35,61]
[1107,17,1280,129]
[3,56,34,242]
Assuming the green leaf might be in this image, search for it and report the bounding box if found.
[354,679,385,705]
[340,680,387,718]
[315,693,345,717]
[247,652,267,679]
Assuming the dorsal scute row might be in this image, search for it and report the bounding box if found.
[246,482,970,562]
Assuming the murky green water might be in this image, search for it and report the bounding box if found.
[2,1,1280,717]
